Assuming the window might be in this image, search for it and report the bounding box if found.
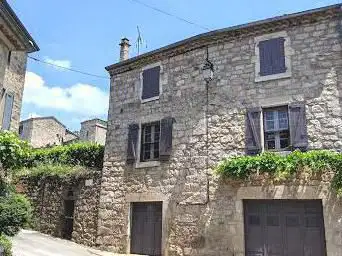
[2,93,14,130]
[19,124,23,135]
[141,66,160,101]
[140,122,160,162]
[263,107,290,151]
[259,37,286,76]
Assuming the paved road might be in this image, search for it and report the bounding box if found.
[12,230,119,256]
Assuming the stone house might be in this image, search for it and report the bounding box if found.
[0,0,39,132]
[97,4,342,256]
[19,116,78,148]
[80,118,107,145]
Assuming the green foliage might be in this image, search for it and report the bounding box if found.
[216,150,342,192]
[16,164,89,180]
[29,142,104,169]
[0,193,32,236]
[0,132,31,171]
[0,132,104,172]
[0,235,12,256]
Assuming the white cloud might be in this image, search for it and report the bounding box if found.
[44,57,71,69]
[23,71,109,116]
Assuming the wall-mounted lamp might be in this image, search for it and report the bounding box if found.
[202,47,214,83]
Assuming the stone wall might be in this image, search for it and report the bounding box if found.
[0,49,27,132]
[19,169,102,247]
[20,117,78,148]
[80,119,107,145]
[97,9,342,256]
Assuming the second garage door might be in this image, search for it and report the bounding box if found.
[244,200,326,256]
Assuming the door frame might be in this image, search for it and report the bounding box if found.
[126,192,169,256]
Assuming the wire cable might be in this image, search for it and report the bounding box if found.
[128,0,211,31]
[28,56,110,80]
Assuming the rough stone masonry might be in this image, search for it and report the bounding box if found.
[97,5,342,256]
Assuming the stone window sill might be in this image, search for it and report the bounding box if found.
[141,96,160,103]
[135,161,161,169]
[255,71,291,82]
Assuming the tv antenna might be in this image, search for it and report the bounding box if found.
[135,26,147,55]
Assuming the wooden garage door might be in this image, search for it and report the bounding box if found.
[244,200,326,256]
[130,202,162,256]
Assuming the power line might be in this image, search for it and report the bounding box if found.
[128,0,211,31]
[28,56,110,80]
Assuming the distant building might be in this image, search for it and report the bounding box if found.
[0,0,39,132]
[79,119,107,145]
[19,117,78,148]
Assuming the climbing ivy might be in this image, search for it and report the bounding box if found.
[216,150,342,193]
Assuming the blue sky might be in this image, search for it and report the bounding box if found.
[9,0,340,131]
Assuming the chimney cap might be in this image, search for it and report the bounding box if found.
[120,38,131,46]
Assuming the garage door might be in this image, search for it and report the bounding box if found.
[244,200,326,256]
[130,202,162,256]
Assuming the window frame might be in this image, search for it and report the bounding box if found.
[262,106,291,152]
[1,91,14,131]
[140,62,162,103]
[140,121,161,162]
[254,31,293,82]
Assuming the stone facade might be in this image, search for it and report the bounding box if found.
[0,1,39,132]
[18,169,102,247]
[80,119,107,145]
[19,116,79,148]
[97,5,342,256]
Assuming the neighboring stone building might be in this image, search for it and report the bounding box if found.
[0,0,39,132]
[19,116,78,148]
[79,119,107,145]
[97,4,342,256]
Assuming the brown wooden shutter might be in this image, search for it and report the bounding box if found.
[160,117,174,161]
[127,123,139,164]
[246,107,262,155]
[259,37,286,76]
[289,103,308,150]
[142,66,160,100]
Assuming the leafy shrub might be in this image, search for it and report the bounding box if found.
[0,132,31,171]
[216,150,342,193]
[0,235,12,256]
[16,164,89,180]
[0,193,32,236]
[30,142,104,169]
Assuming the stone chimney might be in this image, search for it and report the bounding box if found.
[119,38,130,61]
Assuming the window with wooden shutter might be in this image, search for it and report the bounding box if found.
[140,122,160,162]
[142,66,160,100]
[127,123,139,164]
[2,93,14,130]
[246,108,262,155]
[289,103,308,150]
[160,117,174,161]
[259,37,286,76]
[263,106,290,151]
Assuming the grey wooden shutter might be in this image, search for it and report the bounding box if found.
[127,123,139,164]
[259,37,286,76]
[2,93,14,130]
[246,107,262,155]
[142,66,160,100]
[160,117,174,161]
[289,103,308,150]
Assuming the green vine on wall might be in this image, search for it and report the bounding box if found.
[216,150,342,194]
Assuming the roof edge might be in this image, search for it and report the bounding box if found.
[106,3,341,73]
[20,116,66,128]
[2,0,39,53]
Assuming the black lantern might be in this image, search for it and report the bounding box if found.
[202,47,214,83]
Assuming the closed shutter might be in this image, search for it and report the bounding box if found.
[142,66,160,100]
[289,103,308,150]
[246,107,262,155]
[159,117,174,161]
[127,123,139,164]
[2,93,14,130]
[259,37,286,76]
